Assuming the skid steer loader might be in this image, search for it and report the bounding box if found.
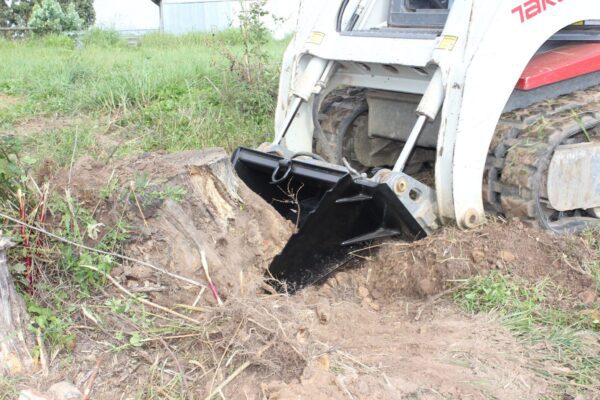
[232,0,600,292]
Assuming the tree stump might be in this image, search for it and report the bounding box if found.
[0,235,35,376]
[64,149,294,307]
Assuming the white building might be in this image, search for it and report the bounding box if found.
[93,0,300,38]
[94,0,160,32]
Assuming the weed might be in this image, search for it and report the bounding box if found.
[48,194,128,291]
[26,300,75,351]
[149,185,187,203]
[454,272,546,313]
[99,175,120,200]
[105,297,132,314]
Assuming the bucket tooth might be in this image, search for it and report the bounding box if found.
[232,147,426,292]
[341,228,402,246]
[335,193,373,204]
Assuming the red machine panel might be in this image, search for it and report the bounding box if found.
[517,42,600,91]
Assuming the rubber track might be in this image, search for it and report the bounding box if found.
[487,85,600,229]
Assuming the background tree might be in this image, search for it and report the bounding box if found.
[0,0,34,28]
[1,0,93,28]
[57,0,93,27]
[28,0,83,34]
[0,1,13,28]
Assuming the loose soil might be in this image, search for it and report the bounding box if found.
[10,148,599,399]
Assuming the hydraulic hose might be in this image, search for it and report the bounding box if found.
[335,102,368,164]
[312,92,337,162]
[336,0,351,31]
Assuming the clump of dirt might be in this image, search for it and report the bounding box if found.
[56,148,294,307]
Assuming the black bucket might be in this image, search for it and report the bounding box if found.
[232,147,425,292]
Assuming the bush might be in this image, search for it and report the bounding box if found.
[82,28,123,47]
[28,0,83,35]
[61,3,83,31]
[39,33,75,48]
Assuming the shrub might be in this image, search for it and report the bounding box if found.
[39,33,75,48]
[61,3,83,31]
[82,28,123,47]
[28,0,83,35]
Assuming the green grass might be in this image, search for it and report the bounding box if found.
[454,272,600,390]
[0,30,288,162]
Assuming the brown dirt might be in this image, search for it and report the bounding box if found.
[19,149,597,399]
[0,93,22,109]
[1,115,78,137]
[361,222,597,304]
[264,297,548,400]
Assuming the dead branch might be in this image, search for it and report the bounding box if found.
[80,264,202,325]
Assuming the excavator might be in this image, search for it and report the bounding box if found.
[231,0,600,292]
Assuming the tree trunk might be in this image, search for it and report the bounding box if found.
[0,235,35,376]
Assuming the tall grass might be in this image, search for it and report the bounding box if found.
[0,30,288,156]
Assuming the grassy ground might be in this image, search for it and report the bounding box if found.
[0,29,287,165]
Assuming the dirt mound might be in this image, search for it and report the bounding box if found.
[263,300,548,400]
[352,222,598,303]
[58,149,294,307]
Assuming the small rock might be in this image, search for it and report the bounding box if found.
[578,290,598,305]
[315,304,331,324]
[19,390,52,400]
[417,326,427,334]
[499,250,516,263]
[357,286,370,299]
[47,381,82,400]
[471,250,486,264]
